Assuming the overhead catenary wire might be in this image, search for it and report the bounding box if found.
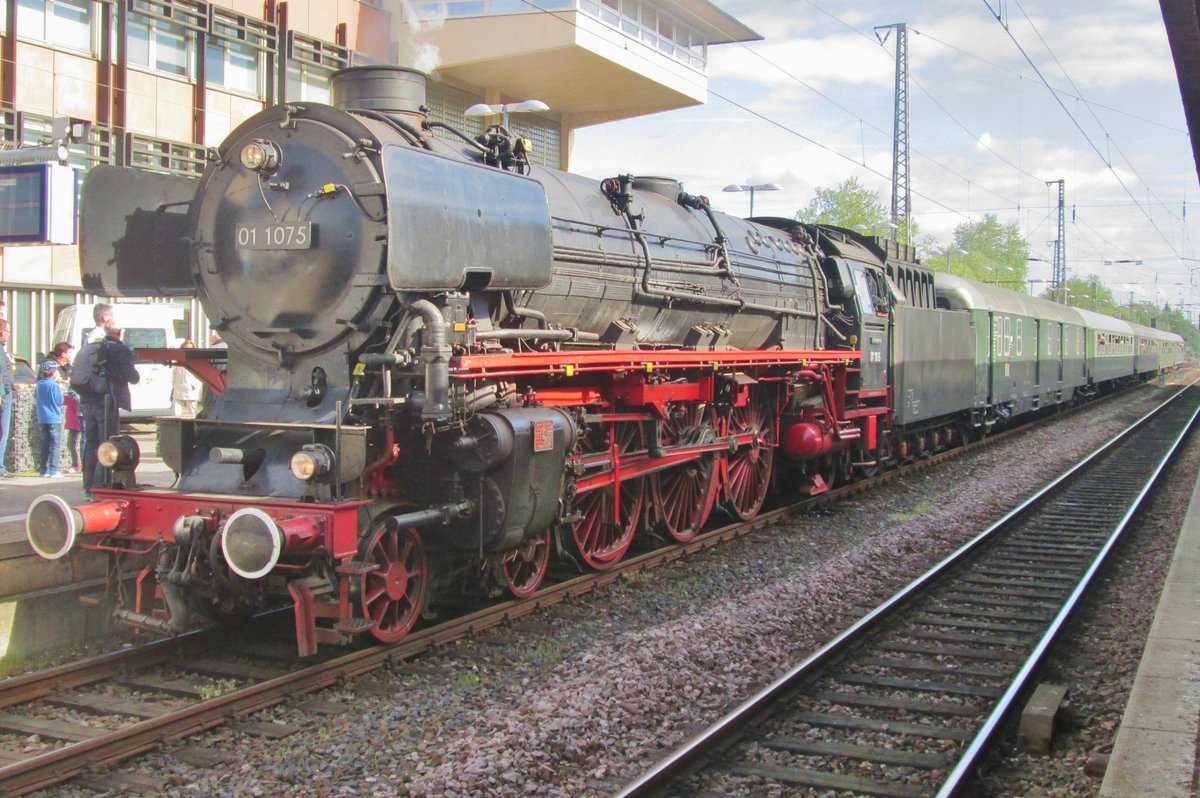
[983,0,1186,263]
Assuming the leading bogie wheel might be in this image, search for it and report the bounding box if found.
[359,521,428,643]
[497,529,552,598]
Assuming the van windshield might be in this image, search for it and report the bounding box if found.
[124,328,168,350]
[76,326,168,350]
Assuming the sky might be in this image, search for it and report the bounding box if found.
[570,0,1200,314]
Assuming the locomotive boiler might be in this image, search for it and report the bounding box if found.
[27,66,885,654]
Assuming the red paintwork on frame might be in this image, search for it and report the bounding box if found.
[77,490,369,561]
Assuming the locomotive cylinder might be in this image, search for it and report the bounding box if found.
[781,421,848,461]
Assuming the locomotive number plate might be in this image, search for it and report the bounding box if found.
[236,222,313,250]
[532,420,555,452]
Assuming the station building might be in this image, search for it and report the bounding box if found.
[0,0,758,365]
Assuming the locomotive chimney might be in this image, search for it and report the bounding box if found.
[331,65,427,120]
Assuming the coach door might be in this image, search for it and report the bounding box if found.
[1052,323,1063,384]
[1033,319,1041,389]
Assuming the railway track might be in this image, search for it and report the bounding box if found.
[616,384,1200,798]
[0,382,1177,795]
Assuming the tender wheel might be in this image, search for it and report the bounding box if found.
[497,529,551,598]
[570,421,646,570]
[651,403,718,542]
[723,389,776,520]
[360,522,428,643]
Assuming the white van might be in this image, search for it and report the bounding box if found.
[52,303,187,419]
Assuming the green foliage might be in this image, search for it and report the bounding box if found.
[887,499,933,523]
[453,672,482,689]
[794,177,890,231]
[1050,276,1200,351]
[197,678,238,700]
[935,214,1030,290]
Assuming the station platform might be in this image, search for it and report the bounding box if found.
[0,431,174,660]
[1099,463,1200,796]
[0,429,175,553]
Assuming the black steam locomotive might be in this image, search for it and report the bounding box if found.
[25,66,1181,655]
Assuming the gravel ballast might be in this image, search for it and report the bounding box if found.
[34,383,1195,798]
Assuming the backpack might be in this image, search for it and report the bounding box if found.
[70,340,109,396]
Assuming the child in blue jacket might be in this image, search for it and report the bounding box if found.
[35,360,64,478]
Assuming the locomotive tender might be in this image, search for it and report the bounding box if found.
[25,67,1184,655]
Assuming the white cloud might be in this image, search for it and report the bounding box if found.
[567,0,1200,300]
[709,33,894,92]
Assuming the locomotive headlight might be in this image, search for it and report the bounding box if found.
[97,435,140,469]
[290,444,335,481]
[240,138,281,174]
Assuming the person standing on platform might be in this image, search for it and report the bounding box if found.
[77,305,139,500]
[35,360,64,478]
[0,319,13,479]
[52,341,81,474]
[171,340,202,416]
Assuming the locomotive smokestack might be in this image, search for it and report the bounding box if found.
[331,66,427,117]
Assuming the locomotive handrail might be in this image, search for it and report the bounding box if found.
[552,225,814,284]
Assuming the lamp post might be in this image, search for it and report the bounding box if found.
[722,182,781,217]
[852,223,899,234]
[465,99,550,128]
[983,265,1013,285]
[939,246,967,273]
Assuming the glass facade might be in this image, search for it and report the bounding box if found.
[206,34,262,95]
[581,0,706,67]
[128,16,193,78]
[16,0,94,53]
[425,82,561,169]
[403,0,707,69]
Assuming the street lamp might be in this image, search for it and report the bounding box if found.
[723,182,781,217]
[465,99,550,128]
[983,265,1013,285]
[939,247,967,273]
[852,222,899,235]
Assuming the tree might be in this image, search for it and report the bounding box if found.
[942,214,1030,291]
[794,177,889,231]
[1059,275,1120,314]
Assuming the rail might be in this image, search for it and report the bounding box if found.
[0,382,1172,795]
[615,381,1200,797]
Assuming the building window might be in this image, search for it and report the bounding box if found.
[510,114,560,169]
[285,32,346,104]
[128,16,192,78]
[127,132,206,176]
[401,0,572,20]
[285,63,332,103]
[579,0,707,69]
[206,10,275,98]
[16,0,93,53]
[206,33,261,95]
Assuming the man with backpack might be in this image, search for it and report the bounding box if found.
[74,304,139,500]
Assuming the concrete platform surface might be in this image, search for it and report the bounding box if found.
[1099,468,1200,797]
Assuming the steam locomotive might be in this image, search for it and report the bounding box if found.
[25,67,1184,655]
